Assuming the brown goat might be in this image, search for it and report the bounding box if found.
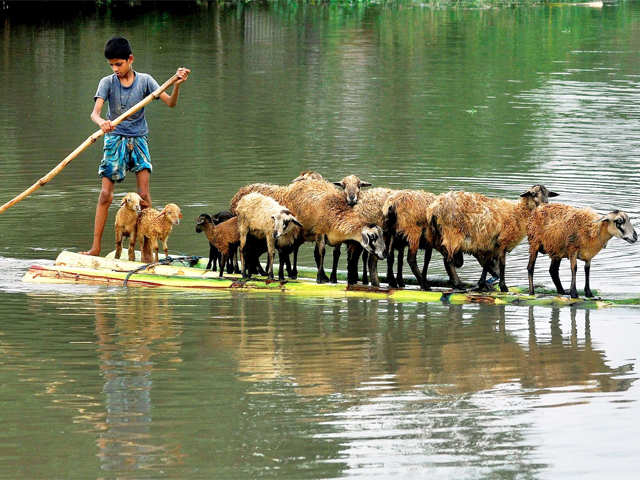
[136,203,182,263]
[527,204,637,298]
[114,192,142,261]
[430,185,558,292]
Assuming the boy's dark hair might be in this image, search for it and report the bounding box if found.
[104,37,132,60]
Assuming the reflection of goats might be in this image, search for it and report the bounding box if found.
[218,299,635,397]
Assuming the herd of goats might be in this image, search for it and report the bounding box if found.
[112,171,638,299]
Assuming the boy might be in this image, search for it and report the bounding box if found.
[81,36,190,256]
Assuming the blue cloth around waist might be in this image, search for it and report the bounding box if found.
[98,134,152,183]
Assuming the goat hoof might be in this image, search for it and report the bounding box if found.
[499,284,509,293]
[584,289,594,298]
[388,279,398,289]
[329,275,337,283]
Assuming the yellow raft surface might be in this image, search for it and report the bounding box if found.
[22,250,631,309]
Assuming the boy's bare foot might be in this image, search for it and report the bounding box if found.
[79,248,101,256]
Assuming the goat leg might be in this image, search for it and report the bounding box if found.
[368,252,379,287]
[115,231,123,260]
[386,237,397,288]
[443,256,464,290]
[128,231,137,261]
[314,237,330,283]
[549,258,565,295]
[421,246,432,289]
[407,248,427,290]
[396,245,405,288]
[346,243,362,285]
[584,260,594,297]
[330,244,341,284]
[569,253,579,298]
[527,248,538,295]
[207,243,216,271]
[498,252,508,293]
[362,250,369,285]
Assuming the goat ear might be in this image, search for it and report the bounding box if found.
[361,231,370,247]
[292,218,303,228]
[548,191,559,197]
[520,191,533,198]
[333,182,345,189]
[291,175,304,183]
[594,215,610,223]
[359,181,372,188]
[120,197,127,206]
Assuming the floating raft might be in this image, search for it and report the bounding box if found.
[22,251,636,309]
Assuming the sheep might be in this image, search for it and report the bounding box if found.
[527,205,637,298]
[331,187,395,286]
[195,210,235,272]
[228,173,325,277]
[236,192,303,281]
[229,173,371,281]
[195,214,268,277]
[429,185,558,292]
[114,192,142,261]
[332,174,372,206]
[382,189,442,290]
[136,203,182,263]
[281,179,387,284]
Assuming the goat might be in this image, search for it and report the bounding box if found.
[527,205,637,298]
[333,187,395,286]
[195,210,234,272]
[114,192,142,261]
[136,203,182,263]
[236,192,303,280]
[195,214,268,277]
[332,174,372,206]
[281,179,386,284]
[382,189,444,290]
[430,185,558,292]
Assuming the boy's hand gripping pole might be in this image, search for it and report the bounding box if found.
[0,72,181,215]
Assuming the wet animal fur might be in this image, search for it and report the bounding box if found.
[429,185,558,292]
[527,204,637,298]
[136,203,182,263]
[236,192,303,280]
[114,192,142,261]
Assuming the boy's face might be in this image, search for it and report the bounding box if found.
[108,55,134,78]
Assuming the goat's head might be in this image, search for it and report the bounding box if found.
[271,209,303,240]
[596,210,638,244]
[291,170,324,183]
[195,213,212,233]
[120,192,143,214]
[360,224,386,260]
[333,175,372,206]
[520,185,559,208]
[162,203,182,226]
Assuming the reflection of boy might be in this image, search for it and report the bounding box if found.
[82,36,189,256]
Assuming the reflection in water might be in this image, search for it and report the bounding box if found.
[0,289,637,478]
[92,294,185,474]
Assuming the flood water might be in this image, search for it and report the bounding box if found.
[1,2,640,478]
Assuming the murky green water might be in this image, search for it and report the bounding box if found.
[1,2,640,478]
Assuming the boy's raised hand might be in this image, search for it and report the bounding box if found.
[175,67,190,85]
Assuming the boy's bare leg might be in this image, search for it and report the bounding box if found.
[136,168,152,209]
[81,177,115,256]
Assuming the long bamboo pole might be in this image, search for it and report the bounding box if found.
[0,73,180,214]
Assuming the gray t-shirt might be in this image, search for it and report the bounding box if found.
[94,72,160,137]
